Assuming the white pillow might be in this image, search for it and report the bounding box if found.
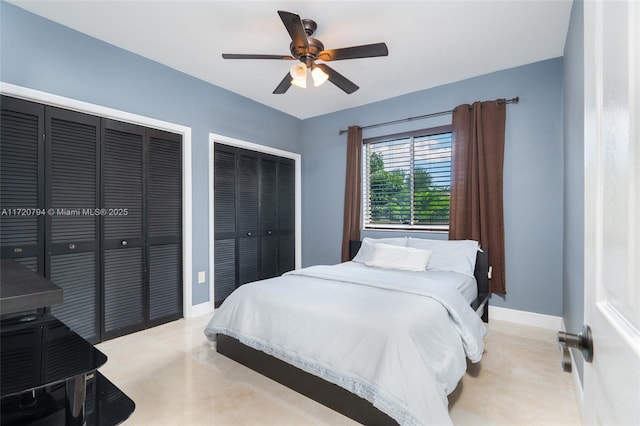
[406,238,479,276]
[364,243,432,272]
[352,237,407,263]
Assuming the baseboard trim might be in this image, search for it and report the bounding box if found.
[189,302,213,318]
[489,306,563,330]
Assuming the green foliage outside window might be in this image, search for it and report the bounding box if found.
[365,131,451,229]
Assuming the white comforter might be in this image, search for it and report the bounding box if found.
[204,262,487,426]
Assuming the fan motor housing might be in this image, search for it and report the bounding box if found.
[290,37,324,64]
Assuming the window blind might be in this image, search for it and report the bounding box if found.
[363,127,452,230]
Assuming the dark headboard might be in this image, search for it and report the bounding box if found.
[348,239,489,298]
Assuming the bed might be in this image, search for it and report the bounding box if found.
[205,238,490,425]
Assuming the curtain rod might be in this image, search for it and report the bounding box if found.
[338,96,519,135]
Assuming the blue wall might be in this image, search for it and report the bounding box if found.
[0,2,302,306]
[562,0,585,383]
[300,58,565,316]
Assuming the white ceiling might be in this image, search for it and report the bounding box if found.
[9,0,573,120]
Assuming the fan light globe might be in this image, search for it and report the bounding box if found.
[311,66,329,87]
[289,63,307,88]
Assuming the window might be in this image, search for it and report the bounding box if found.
[363,125,452,231]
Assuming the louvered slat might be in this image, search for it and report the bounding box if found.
[14,256,39,272]
[279,234,295,275]
[239,237,258,285]
[277,159,295,232]
[260,156,277,231]
[49,252,98,342]
[148,244,182,321]
[238,152,258,233]
[103,126,143,240]
[260,235,278,279]
[49,115,97,243]
[214,239,236,305]
[214,148,236,235]
[103,248,144,333]
[0,100,42,265]
[148,135,181,239]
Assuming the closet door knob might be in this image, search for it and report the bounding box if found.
[68,243,76,250]
[267,230,273,235]
[246,232,252,237]
[121,240,128,246]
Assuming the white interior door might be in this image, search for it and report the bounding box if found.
[583,0,640,424]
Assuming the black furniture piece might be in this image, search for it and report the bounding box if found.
[216,240,491,425]
[0,260,135,425]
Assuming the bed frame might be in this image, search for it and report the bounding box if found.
[216,240,490,425]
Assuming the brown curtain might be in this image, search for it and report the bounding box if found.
[341,126,363,262]
[450,100,507,294]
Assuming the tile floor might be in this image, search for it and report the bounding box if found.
[96,315,581,425]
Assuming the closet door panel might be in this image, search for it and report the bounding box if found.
[212,144,296,304]
[46,107,100,343]
[259,155,278,279]
[103,247,144,335]
[237,150,259,286]
[277,159,295,274]
[213,144,238,305]
[0,96,44,272]
[101,120,145,338]
[147,130,182,321]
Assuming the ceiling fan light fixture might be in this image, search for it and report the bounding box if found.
[289,63,307,88]
[311,66,329,87]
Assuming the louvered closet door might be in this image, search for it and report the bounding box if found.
[213,144,237,306]
[147,129,182,326]
[259,155,278,279]
[237,149,260,286]
[46,107,100,343]
[101,120,145,338]
[0,96,45,273]
[277,158,295,274]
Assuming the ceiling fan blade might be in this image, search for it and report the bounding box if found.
[318,42,389,61]
[278,10,309,51]
[315,64,359,94]
[273,73,292,94]
[222,53,295,60]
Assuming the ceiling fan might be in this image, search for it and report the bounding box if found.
[222,10,389,94]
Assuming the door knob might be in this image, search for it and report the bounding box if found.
[557,324,593,372]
